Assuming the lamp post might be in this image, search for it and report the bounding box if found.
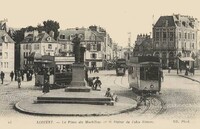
[177,55,179,74]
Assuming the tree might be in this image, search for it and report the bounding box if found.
[12,26,38,44]
[12,28,26,44]
[43,20,60,40]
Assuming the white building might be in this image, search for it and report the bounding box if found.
[0,30,15,73]
[20,30,60,69]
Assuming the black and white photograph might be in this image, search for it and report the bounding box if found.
[1,0,200,129]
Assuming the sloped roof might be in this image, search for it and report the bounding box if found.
[154,16,176,27]
[0,30,15,43]
[59,29,85,41]
[21,32,56,43]
[58,28,104,42]
[141,38,152,47]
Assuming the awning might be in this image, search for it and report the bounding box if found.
[34,60,52,63]
[179,57,195,62]
[29,52,42,60]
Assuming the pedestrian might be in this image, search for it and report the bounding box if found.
[26,71,30,81]
[21,70,24,81]
[185,65,189,76]
[105,88,118,102]
[168,66,171,73]
[0,71,5,84]
[88,77,96,87]
[190,67,194,75]
[17,75,21,88]
[10,71,14,81]
[14,70,18,81]
[93,77,102,90]
[160,68,164,82]
[43,79,50,94]
[105,88,112,97]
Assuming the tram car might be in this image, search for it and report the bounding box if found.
[116,59,126,76]
[127,56,162,94]
[34,55,74,88]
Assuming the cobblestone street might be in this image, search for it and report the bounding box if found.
[1,70,200,121]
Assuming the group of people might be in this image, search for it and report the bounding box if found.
[89,67,99,73]
[87,77,102,90]
[9,69,34,88]
[184,65,195,76]
[105,88,118,102]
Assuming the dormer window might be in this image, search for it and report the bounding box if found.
[47,37,51,42]
[182,21,186,27]
[60,34,65,39]
[2,35,8,42]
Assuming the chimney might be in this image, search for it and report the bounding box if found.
[33,30,38,38]
[49,30,54,38]
[165,20,168,27]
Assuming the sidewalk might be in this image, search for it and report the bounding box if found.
[164,69,200,83]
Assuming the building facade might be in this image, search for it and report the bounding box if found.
[133,34,153,57]
[0,30,15,73]
[153,14,199,69]
[58,26,119,69]
[20,30,60,69]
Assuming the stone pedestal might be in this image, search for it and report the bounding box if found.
[65,63,91,92]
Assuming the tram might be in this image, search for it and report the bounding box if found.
[34,55,74,88]
[116,59,126,76]
[127,56,162,94]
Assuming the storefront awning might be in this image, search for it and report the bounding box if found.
[29,52,42,60]
[179,57,195,62]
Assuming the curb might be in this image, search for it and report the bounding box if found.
[178,75,200,83]
[14,97,137,117]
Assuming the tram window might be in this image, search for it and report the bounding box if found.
[140,66,159,80]
[146,67,159,80]
[140,67,145,80]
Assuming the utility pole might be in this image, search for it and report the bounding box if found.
[127,32,131,60]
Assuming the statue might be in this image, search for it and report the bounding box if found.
[72,34,81,64]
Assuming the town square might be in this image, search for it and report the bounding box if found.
[1,0,200,129]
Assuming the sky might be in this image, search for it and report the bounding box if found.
[1,0,200,47]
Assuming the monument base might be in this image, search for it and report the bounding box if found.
[35,89,114,105]
[65,86,91,92]
[65,63,91,92]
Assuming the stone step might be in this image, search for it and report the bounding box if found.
[36,95,114,105]
[37,96,111,101]
[35,99,114,105]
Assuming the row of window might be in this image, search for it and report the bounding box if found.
[179,32,195,40]
[154,32,195,41]
[155,32,174,41]
[23,44,53,50]
[0,62,9,68]
[154,52,174,58]
[23,52,30,57]
[24,60,33,65]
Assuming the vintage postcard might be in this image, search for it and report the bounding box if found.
[1,0,200,129]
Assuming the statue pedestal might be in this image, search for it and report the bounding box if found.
[65,63,91,92]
